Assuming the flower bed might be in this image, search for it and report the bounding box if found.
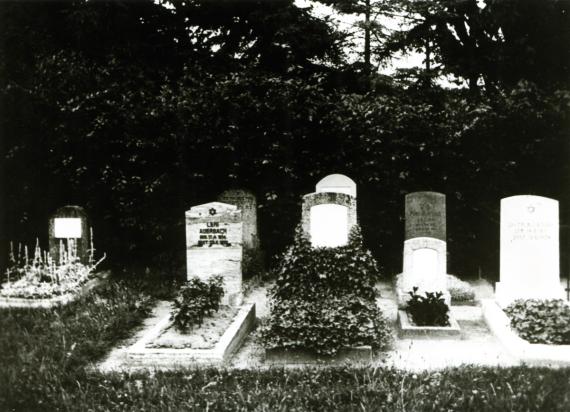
[397,287,461,339]
[260,225,390,359]
[125,303,255,367]
[482,299,570,366]
[504,299,570,344]
[0,240,106,307]
[148,305,239,349]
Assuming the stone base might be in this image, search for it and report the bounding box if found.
[265,346,372,364]
[397,310,461,339]
[0,271,110,309]
[494,282,566,308]
[482,299,570,367]
[126,303,255,367]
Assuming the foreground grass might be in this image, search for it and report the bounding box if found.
[0,279,569,411]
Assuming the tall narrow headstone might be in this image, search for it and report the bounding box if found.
[302,174,357,248]
[217,189,259,250]
[398,192,449,304]
[48,205,90,264]
[186,202,243,305]
[496,195,564,306]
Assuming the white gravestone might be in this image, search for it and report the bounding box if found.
[49,205,90,264]
[302,175,357,248]
[310,204,349,248]
[54,218,82,238]
[186,202,243,306]
[496,195,564,306]
[398,192,449,305]
[316,174,357,198]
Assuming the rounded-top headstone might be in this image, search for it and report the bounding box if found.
[217,189,259,250]
[316,174,357,198]
[48,205,90,263]
[405,192,446,241]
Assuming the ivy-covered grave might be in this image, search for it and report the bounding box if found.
[0,206,108,308]
[260,225,391,362]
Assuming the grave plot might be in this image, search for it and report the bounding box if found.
[0,206,107,309]
[482,195,570,366]
[261,175,391,364]
[121,201,256,368]
[395,192,461,338]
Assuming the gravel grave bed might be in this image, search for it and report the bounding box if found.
[146,305,240,349]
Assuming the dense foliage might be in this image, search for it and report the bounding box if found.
[504,299,570,345]
[406,287,450,326]
[261,225,390,355]
[1,0,569,282]
[170,276,224,332]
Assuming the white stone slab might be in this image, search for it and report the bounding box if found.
[54,218,82,238]
[185,201,243,305]
[400,237,448,297]
[497,195,564,306]
[309,204,349,248]
[316,174,357,198]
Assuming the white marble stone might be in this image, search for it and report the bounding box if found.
[496,195,564,306]
[309,204,349,248]
[54,218,82,238]
[185,202,243,305]
[316,174,357,198]
[401,237,448,296]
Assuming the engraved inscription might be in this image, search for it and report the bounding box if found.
[197,222,231,247]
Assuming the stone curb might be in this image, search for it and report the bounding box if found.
[0,270,111,309]
[397,309,461,339]
[125,303,256,367]
[481,298,570,367]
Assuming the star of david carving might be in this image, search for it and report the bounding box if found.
[209,208,217,216]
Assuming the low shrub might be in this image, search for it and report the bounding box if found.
[447,274,476,303]
[261,224,390,355]
[406,287,450,326]
[504,299,570,344]
[170,276,225,332]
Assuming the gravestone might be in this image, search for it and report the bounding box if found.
[398,192,449,305]
[217,189,259,250]
[316,174,357,198]
[302,174,357,248]
[186,202,243,305]
[48,205,90,264]
[496,195,564,306]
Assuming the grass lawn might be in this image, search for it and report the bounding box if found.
[0,277,569,411]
